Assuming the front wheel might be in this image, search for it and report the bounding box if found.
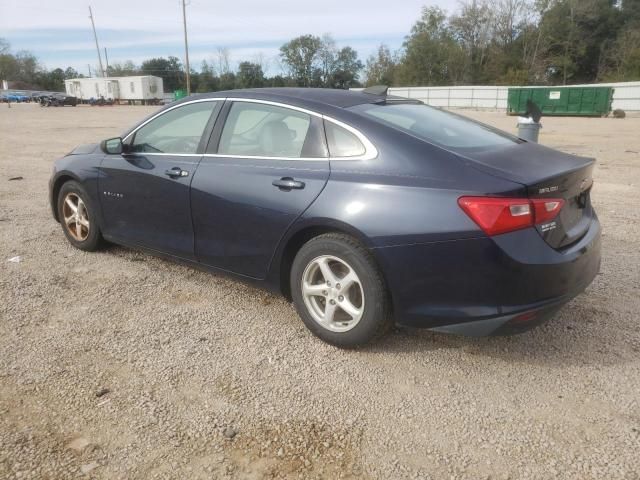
[57,180,103,251]
[290,233,392,348]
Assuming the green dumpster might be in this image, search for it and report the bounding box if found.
[507,86,614,117]
[173,89,187,101]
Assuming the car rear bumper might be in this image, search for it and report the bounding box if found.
[426,285,584,336]
[375,215,601,335]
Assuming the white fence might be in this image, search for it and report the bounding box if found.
[356,81,640,111]
[388,86,509,109]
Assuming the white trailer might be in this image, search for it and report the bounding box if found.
[64,76,164,103]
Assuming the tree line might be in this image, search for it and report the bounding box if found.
[0,34,363,93]
[1,0,639,93]
[368,0,640,87]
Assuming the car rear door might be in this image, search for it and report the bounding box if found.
[98,100,221,259]
[190,99,330,279]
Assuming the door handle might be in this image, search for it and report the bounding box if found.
[272,177,305,190]
[165,167,189,178]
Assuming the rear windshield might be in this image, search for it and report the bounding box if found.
[349,103,517,150]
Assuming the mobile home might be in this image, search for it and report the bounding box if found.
[64,76,164,103]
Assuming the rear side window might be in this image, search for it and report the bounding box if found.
[324,121,366,157]
[349,103,516,150]
[218,102,315,158]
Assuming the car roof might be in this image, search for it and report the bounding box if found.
[187,87,406,111]
[123,88,413,139]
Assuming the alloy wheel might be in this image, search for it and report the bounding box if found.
[301,255,365,332]
[62,192,90,241]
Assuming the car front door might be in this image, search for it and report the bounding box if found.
[190,100,330,278]
[98,100,221,259]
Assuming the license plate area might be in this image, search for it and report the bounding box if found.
[536,187,592,248]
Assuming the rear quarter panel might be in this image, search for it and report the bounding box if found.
[303,119,526,247]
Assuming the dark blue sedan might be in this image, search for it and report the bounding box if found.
[49,87,601,347]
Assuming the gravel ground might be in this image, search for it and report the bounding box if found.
[0,103,639,480]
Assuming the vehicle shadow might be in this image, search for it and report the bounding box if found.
[366,299,635,368]
[99,246,634,369]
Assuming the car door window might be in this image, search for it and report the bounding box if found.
[218,102,314,158]
[131,101,216,154]
[324,121,366,157]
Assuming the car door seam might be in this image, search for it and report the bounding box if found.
[264,160,333,279]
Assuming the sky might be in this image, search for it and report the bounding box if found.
[0,0,457,76]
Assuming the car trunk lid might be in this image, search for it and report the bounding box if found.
[458,142,595,249]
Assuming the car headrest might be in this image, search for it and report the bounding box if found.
[259,121,293,156]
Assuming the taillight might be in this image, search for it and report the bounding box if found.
[458,196,564,236]
[532,199,564,224]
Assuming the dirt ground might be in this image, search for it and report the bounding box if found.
[0,103,638,480]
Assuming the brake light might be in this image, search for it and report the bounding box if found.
[458,197,564,236]
[532,199,564,224]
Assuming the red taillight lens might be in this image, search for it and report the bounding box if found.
[458,196,564,236]
[531,198,564,224]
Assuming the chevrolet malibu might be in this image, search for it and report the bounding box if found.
[49,87,601,347]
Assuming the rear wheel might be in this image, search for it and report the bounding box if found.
[290,233,392,347]
[57,180,103,251]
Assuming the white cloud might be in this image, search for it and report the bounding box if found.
[1,0,459,72]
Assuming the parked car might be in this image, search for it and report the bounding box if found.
[49,87,601,347]
[6,92,30,102]
[88,96,114,106]
[40,94,77,107]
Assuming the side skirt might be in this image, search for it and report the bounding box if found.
[102,234,282,295]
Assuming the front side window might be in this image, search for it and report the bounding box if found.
[349,103,517,150]
[131,101,216,154]
[218,102,313,158]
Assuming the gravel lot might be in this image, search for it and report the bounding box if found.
[1,102,639,480]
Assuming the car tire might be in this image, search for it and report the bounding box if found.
[57,180,104,252]
[290,233,392,348]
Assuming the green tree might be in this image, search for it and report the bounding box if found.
[14,51,39,84]
[280,34,323,86]
[196,60,219,92]
[64,67,81,79]
[328,47,363,88]
[396,7,466,86]
[318,34,338,85]
[537,0,623,84]
[107,60,139,77]
[364,44,397,86]
[264,74,292,87]
[40,68,65,91]
[236,61,265,88]
[0,41,19,83]
[218,72,236,91]
[450,0,493,83]
[140,56,184,91]
[603,23,640,80]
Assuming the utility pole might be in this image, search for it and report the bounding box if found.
[88,64,92,77]
[181,0,191,95]
[104,47,110,76]
[88,6,105,77]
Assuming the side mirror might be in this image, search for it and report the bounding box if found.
[100,137,123,154]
